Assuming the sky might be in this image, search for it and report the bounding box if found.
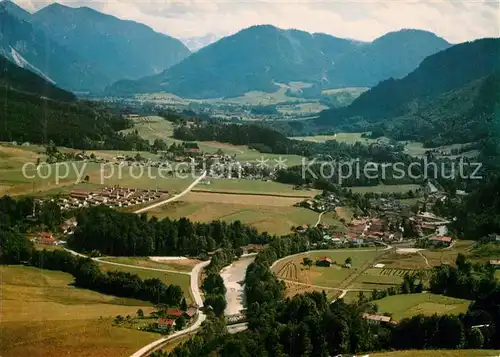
[13,0,500,43]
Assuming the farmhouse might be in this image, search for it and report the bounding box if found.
[157,318,175,331]
[184,307,198,319]
[316,257,333,267]
[430,236,453,246]
[37,232,56,245]
[165,308,184,319]
[362,313,393,325]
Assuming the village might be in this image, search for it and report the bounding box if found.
[294,185,457,250]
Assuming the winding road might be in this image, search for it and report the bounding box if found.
[64,246,212,357]
[129,260,211,357]
[64,172,213,357]
[314,211,326,227]
[134,171,207,214]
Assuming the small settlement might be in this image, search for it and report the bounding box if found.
[295,183,455,249]
[57,186,168,210]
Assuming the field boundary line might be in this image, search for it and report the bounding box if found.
[282,279,372,292]
[190,189,314,199]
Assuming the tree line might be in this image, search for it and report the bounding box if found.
[0,195,66,233]
[69,206,272,257]
[0,231,185,306]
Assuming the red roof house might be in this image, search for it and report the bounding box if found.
[316,257,333,267]
[166,308,183,318]
[184,307,198,318]
[38,232,56,245]
[157,318,175,330]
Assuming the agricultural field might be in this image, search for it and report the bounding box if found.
[377,241,476,270]
[223,86,305,106]
[347,184,422,194]
[292,132,388,144]
[278,102,329,115]
[370,350,500,357]
[374,293,471,321]
[282,280,340,300]
[334,206,354,223]
[149,191,333,235]
[119,116,306,165]
[348,267,423,290]
[272,249,385,289]
[100,256,200,273]
[195,178,317,196]
[404,141,481,158]
[97,262,193,303]
[0,265,157,357]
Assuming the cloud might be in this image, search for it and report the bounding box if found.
[12,0,500,42]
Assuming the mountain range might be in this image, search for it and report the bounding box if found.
[0,1,190,92]
[32,3,191,83]
[181,34,222,52]
[108,25,450,98]
[315,38,500,146]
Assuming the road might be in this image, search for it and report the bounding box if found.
[133,171,207,214]
[314,211,325,227]
[65,173,211,357]
[129,259,211,357]
[63,247,212,357]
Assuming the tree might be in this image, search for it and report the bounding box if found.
[175,315,186,330]
[302,257,313,269]
[345,257,352,266]
[467,328,485,349]
[202,273,226,295]
[205,294,227,316]
[180,297,188,311]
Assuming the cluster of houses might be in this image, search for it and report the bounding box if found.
[156,307,198,331]
[314,217,402,247]
[368,198,411,217]
[56,186,168,210]
[33,232,66,246]
[412,212,450,237]
[296,193,340,213]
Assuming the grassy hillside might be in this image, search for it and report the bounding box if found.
[0,265,157,357]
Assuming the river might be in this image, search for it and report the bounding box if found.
[220,255,256,316]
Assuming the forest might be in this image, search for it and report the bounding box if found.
[0,82,157,150]
[433,175,500,240]
[69,206,273,256]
